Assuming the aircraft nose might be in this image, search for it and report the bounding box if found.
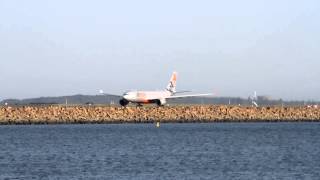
[123,92,137,100]
[123,94,130,100]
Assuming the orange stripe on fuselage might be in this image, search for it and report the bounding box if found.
[137,92,150,103]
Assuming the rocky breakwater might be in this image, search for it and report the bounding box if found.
[0,105,320,125]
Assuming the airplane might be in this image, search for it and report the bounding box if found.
[115,72,212,106]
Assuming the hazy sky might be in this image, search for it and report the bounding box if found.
[0,0,319,100]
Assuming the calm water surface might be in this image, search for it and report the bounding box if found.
[0,123,320,179]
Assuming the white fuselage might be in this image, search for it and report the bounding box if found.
[123,90,171,103]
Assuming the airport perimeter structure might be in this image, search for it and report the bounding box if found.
[1,105,320,124]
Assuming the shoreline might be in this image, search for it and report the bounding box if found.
[1,120,319,126]
[1,105,320,125]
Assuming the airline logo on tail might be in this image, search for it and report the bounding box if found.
[166,72,177,94]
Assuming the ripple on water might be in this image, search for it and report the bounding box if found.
[0,123,319,179]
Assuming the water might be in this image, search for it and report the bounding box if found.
[0,123,320,179]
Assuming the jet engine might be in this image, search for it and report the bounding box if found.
[156,99,166,106]
[119,99,129,106]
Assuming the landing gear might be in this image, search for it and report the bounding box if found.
[119,99,129,106]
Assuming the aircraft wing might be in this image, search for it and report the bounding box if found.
[99,90,123,98]
[166,93,213,99]
[100,93,122,98]
[174,91,192,94]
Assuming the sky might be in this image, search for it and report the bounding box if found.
[0,0,319,100]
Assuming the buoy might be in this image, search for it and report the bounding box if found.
[156,122,160,128]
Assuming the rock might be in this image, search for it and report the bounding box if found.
[0,105,320,125]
